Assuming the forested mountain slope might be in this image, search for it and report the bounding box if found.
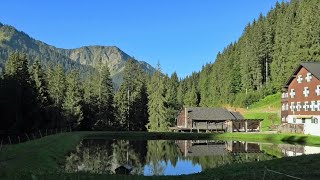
[179,0,320,108]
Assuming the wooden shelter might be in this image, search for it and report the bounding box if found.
[173,107,262,133]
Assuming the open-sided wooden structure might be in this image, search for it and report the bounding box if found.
[172,107,263,133]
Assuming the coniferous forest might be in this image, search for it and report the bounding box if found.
[1,0,320,134]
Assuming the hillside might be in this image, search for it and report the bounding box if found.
[179,0,320,109]
[243,93,281,131]
[0,23,155,86]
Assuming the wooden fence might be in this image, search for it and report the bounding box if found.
[0,127,72,151]
[278,123,304,134]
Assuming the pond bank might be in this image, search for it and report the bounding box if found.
[1,131,320,179]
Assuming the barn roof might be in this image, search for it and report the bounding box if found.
[186,107,244,121]
[284,62,320,89]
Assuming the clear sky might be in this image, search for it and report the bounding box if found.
[0,0,280,78]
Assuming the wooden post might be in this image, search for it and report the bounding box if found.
[222,123,224,132]
[259,121,262,132]
[18,136,20,143]
[206,121,208,132]
[245,120,248,132]
[8,136,11,145]
[0,139,3,150]
[25,133,30,141]
[46,129,48,136]
[197,122,199,133]
[39,130,43,138]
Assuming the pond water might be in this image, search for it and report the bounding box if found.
[64,139,320,176]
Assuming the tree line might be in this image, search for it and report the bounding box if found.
[0,53,181,134]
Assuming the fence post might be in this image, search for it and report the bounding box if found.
[32,133,35,140]
[18,136,20,143]
[8,136,11,145]
[39,130,42,138]
[0,139,3,150]
[56,128,57,134]
[25,133,30,141]
[46,129,48,136]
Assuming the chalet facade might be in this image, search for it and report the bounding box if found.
[281,62,320,136]
[175,107,262,132]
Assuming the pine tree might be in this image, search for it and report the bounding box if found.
[30,59,49,106]
[47,64,66,106]
[165,72,180,126]
[184,84,198,107]
[146,64,169,132]
[47,64,66,128]
[62,70,83,129]
[2,53,41,132]
[115,59,148,131]
[92,62,115,130]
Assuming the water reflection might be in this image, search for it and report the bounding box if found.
[64,139,320,176]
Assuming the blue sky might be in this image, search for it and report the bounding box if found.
[0,0,280,78]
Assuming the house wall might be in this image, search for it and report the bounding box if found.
[177,109,186,127]
[287,115,320,136]
[282,66,320,135]
[284,67,320,116]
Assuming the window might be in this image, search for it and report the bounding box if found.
[293,118,296,123]
[296,102,301,111]
[290,89,295,98]
[303,87,309,97]
[315,118,319,124]
[302,118,306,124]
[311,101,316,111]
[306,73,312,82]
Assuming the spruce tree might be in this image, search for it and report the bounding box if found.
[91,62,115,130]
[146,64,169,132]
[62,70,83,129]
[115,59,148,131]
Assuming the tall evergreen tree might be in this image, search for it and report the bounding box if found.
[146,64,169,132]
[62,70,83,129]
[115,60,148,131]
[92,62,115,130]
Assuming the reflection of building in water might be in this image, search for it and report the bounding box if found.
[176,140,262,157]
[278,144,320,156]
[226,141,262,153]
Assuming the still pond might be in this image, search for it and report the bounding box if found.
[64,139,320,176]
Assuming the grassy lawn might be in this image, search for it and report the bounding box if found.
[241,93,281,131]
[1,131,320,179]
[243,112,280,131]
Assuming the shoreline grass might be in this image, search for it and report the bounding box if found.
[1,131,320,179]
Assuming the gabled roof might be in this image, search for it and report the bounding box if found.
[284,62,320,89]
[186,107,243,121]
[230,111,245,120]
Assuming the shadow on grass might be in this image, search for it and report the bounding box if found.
[281,136,307,145]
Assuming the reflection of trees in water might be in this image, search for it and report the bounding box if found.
[65,139,147,175]
[112,140,146,175]
[146,140,182,175]
[187,153,273,170]
[65,139,113,174]
[65,139,276,175]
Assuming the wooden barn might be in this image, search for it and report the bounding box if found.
[281,62,320,136]
[174,107,262,133]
